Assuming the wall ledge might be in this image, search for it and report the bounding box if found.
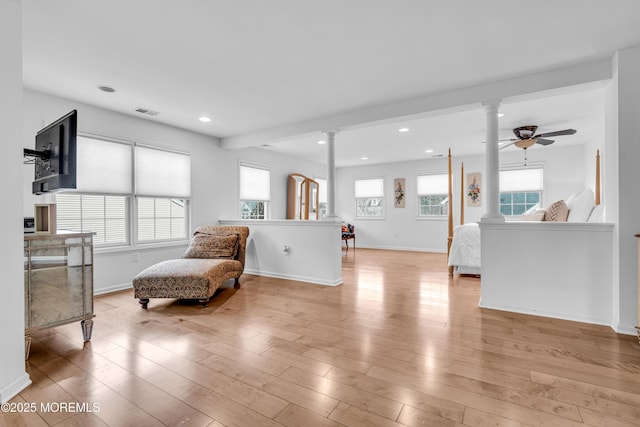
[480,222,614,232]
[219,219,342,227]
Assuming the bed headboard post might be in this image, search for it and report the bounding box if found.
[595,149,601,206]
[448,148,454,275]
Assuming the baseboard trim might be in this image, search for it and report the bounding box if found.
[94,282,132,296]
[613,322,639,337]
[478,300,616,332]
[352,244,446,253]
[244,269,343,286]
[0,372,31,404]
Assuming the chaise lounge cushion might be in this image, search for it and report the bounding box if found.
[183,233,239,259]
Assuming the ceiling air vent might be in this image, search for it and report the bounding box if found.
[135,107,160,117]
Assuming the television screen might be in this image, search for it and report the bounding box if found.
[29,110,77,194]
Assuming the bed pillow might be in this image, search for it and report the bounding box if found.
[566,189,595,222]
[183,233,239,259]
[544,200,569,222]
[521,209,546,221]
[587,204,605,223]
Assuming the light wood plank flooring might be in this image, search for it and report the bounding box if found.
[3,249,640,426]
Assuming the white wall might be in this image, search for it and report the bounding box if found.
[220,219,343,286]
[0,0,31,404]
[22,90,326,294]
[480,222,614,326]
[335,143,586,252]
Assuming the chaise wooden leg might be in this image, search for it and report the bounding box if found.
[234,278,241,289]
[198,298,209,307]
[139,298,149,309]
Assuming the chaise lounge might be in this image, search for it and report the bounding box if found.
[133,225,249,309]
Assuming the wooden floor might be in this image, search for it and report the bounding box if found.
[4,249,640,427]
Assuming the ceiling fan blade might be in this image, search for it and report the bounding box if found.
[534,129,577,138]
[536,138,555,146]
[499,141,517,150]
[480,138,517,144]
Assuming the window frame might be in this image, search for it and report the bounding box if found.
[55,192,131,248]
[55,133,191,250]
[239,161,271,220]
[499,163,545,218]
[315,177,328,219]
[416,172,449,220]
[354,177,385,219]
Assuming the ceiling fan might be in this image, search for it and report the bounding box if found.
[498,125,577,164]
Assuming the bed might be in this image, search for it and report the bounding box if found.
[446,149,602,275]
[448,222,481,275]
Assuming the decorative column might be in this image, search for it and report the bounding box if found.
[324,130,338,219]
[481,100,505,223]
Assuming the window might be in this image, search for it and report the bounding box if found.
[137,197,187,241]
[499,167,544,216]
[355,178,384,218]
[135,146,190,241]
[55,135,191,247]
[56,194,128,246]
[317,178,328,218]
[240,163,270,219]
[417,173,449,217]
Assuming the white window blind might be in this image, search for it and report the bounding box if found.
[56,193,128,245]
[240,164,270,201]
[135,146,191,198]
[355,178,383,198]
[417,174,448,195]
[76,136,131,194]
[499,168,543,192]
[317,178,327,203]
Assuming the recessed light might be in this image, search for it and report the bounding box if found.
[317,140,326,145]
[398,127,410,132]
[425,149,434,153]
[498,142,504,146]
[361,156,369,160]
[98,85,115,93]
[498,113,505,117]
[199,116,211,123]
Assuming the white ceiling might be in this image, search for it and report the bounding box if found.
[21,1,640,165]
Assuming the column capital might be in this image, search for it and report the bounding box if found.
[481,99,502,112]
[322,130,340,138]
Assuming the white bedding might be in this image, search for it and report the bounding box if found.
[448,222,481,270]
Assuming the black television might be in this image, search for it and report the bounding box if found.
[25,110,77,195]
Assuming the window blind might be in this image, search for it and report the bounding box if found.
[355,178,383,198]
[317,178,327,203]
[76,136,131,194]
[417,173,448,194]
[240,164,270,201]
[135,146,191,198]
[499,168,543,192]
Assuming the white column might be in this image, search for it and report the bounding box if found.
[0,0,31,403]
[324,130,339,219]
[481,99,505,223]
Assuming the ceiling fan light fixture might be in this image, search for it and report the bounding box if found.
[514,139,537,149]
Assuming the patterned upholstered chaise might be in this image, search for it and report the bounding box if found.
[133,225,249,309]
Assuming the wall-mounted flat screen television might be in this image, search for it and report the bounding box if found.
[26,110,77,195]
